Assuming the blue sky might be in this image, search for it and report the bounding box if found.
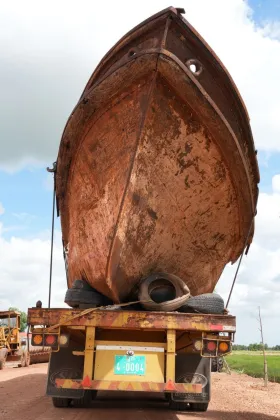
[0,0,280,345]
[248,0,280,22]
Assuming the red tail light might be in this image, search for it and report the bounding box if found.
[44,334,57,346]
[206,341,217,352]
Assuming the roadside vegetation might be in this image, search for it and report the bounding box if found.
[226,351,280,383]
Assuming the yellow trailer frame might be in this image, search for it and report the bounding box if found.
[28,307,235,395]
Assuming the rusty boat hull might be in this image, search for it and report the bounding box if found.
[56,7,259,302]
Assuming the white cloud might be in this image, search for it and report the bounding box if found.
[0,202,4,216]
[261,20,280,40]
[0,0,280,171]
[272,174,280,193]
[217,177,280,345]
[0,223,67,310]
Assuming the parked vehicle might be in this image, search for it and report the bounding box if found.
[0,310,29,369]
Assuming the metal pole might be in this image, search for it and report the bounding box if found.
[258,306,268,387]
[48,181,55,308]
[226,213,256,308]
[47,162,57,309]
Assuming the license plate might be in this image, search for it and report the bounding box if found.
[114,355,146,376]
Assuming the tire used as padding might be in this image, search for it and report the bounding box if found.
[179,293,224,314]
[64,280,112,308]
[138,272,190,311]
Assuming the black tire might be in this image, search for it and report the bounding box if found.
[72,390,96,408]
[211,358,218,372]
[169,400,189,411]
[65,286,112,308]
[52,397,71,408]
[217,357,224,372]
[179,293,224,314]
[138,272,190,311]
[190,402,209,412]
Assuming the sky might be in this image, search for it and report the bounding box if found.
[0,0,280,345]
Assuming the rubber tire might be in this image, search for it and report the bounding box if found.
[52,397,71,408]
[169,400,189,411]
[211,358,218,372]
[72,390,96,408]
[179,293,224,314]
[138,272,190,311]
[64,288,110,308]
[190,402,209,412]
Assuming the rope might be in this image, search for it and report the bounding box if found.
[45,299,153,333]
[226,212,256,309]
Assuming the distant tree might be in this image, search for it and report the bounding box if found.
[8,307,27,332]
[232,344,248,351]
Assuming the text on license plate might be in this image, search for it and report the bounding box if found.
[114,355,146,375]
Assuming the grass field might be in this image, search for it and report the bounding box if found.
[226,352,280,383]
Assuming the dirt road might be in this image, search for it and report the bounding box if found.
[0,364,279,420]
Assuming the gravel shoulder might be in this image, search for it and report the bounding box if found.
[0,364,279,420]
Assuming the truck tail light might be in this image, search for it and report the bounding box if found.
[206,341,217,352]
[218,341,230,353]
[32,334,43,346]
[58,334,69,347]
[193,340,202,351]
[44,334,57,346]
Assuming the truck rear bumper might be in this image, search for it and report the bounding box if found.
[55,377,202,393]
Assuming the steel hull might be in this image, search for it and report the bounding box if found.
[56,8,259,302]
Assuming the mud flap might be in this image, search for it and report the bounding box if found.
[47,340,85,399]
[170,354,211,404]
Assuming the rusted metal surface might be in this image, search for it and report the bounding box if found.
[55,7,259,302]
[55,377,202,393]
[28,308,236,332]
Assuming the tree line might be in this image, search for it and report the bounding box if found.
[233,343,280,351]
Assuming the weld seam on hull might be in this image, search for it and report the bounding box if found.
[105,68,160,300]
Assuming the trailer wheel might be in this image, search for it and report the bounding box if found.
[169,400,189,411]
[72,390,96,408]
[52,397,71,408]
[190,402,209,412]
[211,358,218,372]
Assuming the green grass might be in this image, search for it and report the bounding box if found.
[226,353,280,383]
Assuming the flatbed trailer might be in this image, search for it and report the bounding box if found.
[28,306,235,411]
